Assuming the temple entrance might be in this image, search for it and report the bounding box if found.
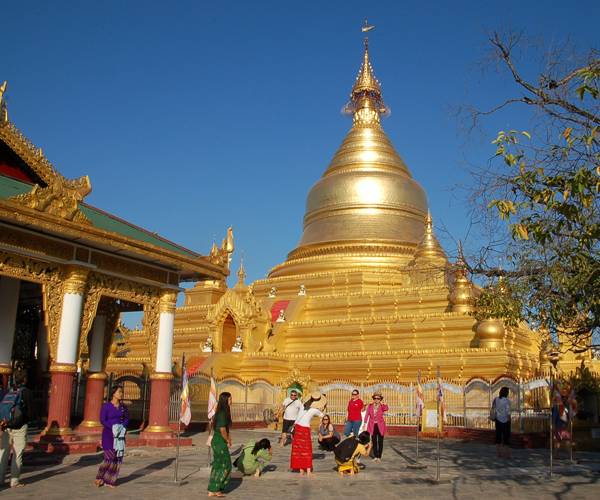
[221,314,237,353]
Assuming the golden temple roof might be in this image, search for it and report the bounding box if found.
[271,38,428,277]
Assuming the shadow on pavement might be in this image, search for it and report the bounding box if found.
[118,458,175,485]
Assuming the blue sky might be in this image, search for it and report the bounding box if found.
[2,1,599,303]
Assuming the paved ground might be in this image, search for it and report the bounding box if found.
[1,429,599,499]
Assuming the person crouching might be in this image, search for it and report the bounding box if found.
[236,438,272,477]
[335,431,372,475]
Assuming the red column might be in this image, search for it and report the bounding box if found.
[41,363,77,439]
[140,372,174,438]
[76,372,107,433]
[40,372,51,423]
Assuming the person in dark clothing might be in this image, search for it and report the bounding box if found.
[0,369,33,489]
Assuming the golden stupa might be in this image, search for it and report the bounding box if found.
[111,35,596,382]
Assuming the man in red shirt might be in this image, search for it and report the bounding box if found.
[344,390,364,438]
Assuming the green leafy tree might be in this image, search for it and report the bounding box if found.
[453,29,600,353]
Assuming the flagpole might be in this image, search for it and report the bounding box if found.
[407,370,426,470]
[549,370,554,477]
[436,365,441,482]
[174,353,185,482]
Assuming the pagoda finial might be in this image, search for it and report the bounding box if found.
[341,21,390,126]
[237,250,246,285]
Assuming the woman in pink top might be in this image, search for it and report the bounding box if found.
[363,391,388,461]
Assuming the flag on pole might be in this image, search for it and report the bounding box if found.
[437,375,447,423]
[207,367,217,421]
[416,379,425,418]
[568,384,578,416]
[180,362,191,426]
[552,381,564,417]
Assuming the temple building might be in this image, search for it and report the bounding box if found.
[161,37,594,385]
[108,37,598,386]
[0,81,231,448]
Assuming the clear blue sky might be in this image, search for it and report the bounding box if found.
[2,1,598,301]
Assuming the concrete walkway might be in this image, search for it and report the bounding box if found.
[2,429,599,499]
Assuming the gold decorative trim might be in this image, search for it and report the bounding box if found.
[0,365,13,375]
[9,177,93,224]
[78,421,103,428]
[144,425,173,433]
[42,427,75,436]
[63,265,89,295]
[280,364,311,401]
[49,363,77,373]
[159,289,178,314]
[150,372,173,380]
[86,372,108,380]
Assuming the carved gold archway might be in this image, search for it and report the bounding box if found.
[280,364,311,403]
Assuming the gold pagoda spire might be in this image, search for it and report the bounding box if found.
[414,210,446,261]
[269,29,429,278]
[237,250,246,285]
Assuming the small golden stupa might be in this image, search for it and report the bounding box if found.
[166,33,549,383]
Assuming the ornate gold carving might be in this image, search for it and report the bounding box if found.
[206,227,234,269]
[101,302,121,372]
[149,372,173,380]
[0,365,13,375]
[9,177,93,224]
[49,363,77,373]
[90,252,168,285]
[79,287,102,358]
[280,364,311,402]
[63,265,89,295]
[86,372,108,379]
[0,226,74,261]
[159,289,178,314]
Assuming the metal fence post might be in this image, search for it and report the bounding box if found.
[244,380,249,422]
[489,379,493,429]
[462,382,467,428]
[519,377,524,433]
[410,382,414,425]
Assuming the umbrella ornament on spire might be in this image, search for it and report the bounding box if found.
[342,19,391,125]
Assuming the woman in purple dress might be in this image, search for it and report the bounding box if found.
[95,385,129,488]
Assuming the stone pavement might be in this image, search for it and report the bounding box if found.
[1,429,599,499]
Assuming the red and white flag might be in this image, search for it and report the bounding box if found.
[207,367,217,421]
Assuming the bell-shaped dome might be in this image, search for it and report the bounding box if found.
[269,39,428,278]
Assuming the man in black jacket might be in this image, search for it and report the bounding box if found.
[0,369,33,489]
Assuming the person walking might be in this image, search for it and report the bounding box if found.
[290,392,327,477]
[363,391,388,461]
[275,390,303,448]
[318,415,340,452]
[208,392,233,497]
[95,385,129,488]
[494,386,513,458]
[344,389,364,438]
[236,438,272,477]
[0,369,33,489]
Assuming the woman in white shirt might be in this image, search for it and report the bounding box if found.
[494,387,514,458]
[290,392,327,477]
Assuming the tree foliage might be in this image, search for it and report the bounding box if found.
[453,29,600,353]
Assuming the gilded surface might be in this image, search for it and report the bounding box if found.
[9,177,93,224]
[101,302,121,372]
[75,247,90,263]
[79,287,102,358]
[0,225,74,261]
[63,265,89,295]
[159,289,178,314]
[49,363,77,373]
[280,365,311,402]
[91,253,169,285]
[149,372,173,380]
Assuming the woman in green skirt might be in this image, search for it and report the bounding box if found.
[208,392,233,498]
